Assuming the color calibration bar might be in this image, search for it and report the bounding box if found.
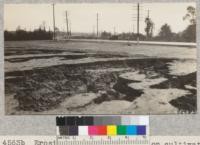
[56,116,149,136]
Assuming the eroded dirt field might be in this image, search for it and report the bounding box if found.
[4,40,197,115]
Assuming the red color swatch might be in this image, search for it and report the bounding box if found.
[97,126,107,135]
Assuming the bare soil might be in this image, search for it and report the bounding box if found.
[4,41,197,115]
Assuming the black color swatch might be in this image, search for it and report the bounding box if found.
[76,117,84,125]
[56,117,65,126]
[66,117,76,126]
[84,116,94,125]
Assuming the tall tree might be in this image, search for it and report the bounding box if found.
[144,17,154,39]
[158,24,173,41]
[183,6,196,25]
[182,6,196,42]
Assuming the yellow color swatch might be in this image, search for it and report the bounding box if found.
[107,125,117,136]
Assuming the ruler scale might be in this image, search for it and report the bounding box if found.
[56,116,149,145]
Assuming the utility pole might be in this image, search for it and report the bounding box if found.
[96,13,99,38]
[52,3,56,40]
[93,25,95,36]
[66,11,69,38]
[69,21,71,36]
[137,3,140,44]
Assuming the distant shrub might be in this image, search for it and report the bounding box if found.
[4,27,53,41]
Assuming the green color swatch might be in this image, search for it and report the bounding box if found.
[117,125,126,135]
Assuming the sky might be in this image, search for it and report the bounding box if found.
[4,3,195,35]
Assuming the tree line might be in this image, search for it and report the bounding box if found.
[5,6,196,42]
[4,26,53,41]
[143,5,196,42]
[99,6,196,42]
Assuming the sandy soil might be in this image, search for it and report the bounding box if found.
[4,40,197,115]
